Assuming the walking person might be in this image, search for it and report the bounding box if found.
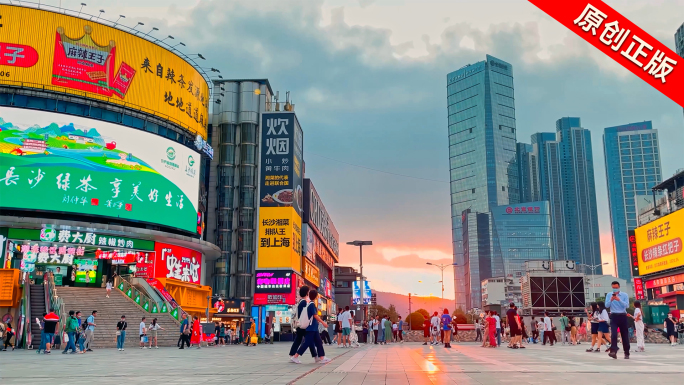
[139,317,148,349]
[367,317,375,344]
[475,318,483,342]
[289,286,317,360]
[423,316,431,345]
[36,312,46,354]
[606,281,630,359]
[559,312,570,345]
[578,318,587,344]
[41,309,60,354]
[664,312,677,346]
[334,309,343,346]
[430,311,440,345]
[116,315,127,351]
[487,311,497,348]
[373,315,380,344]
[179,313,191,349]
[106,280,112,298]
[530,316,538,343]
[62,310,78,354]
[320,316,332,344]
[397,316,404,343]
[628,301,645,352]
[392,321,398,342]
[596,301,610,354]
[378,315,386,344]
[506,303,523,349]
[384,315,393,344]
[2,322,14,351]
[191,316,202,348]
[290,290,331,364]
[543,312,554,346]
[586,303,600,352]
[148,318,163,348]
[84,310,97,352]
[493,312,501,346]
[264,317,272,345]
[569,316,577,345]
[441,308,452,348]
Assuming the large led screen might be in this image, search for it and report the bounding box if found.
[0,107,200,233]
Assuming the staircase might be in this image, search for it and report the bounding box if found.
[56,287,181,349]
[29,284,46,348]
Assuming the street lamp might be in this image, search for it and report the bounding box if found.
[347,240,372,324]
[408,292,418,331]
[426,262,458,310]
[579,263,608,301]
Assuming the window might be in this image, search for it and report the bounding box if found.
[633,155,643,161]
[336,281,350,288]
[621,156,631,163]
[502,186,505,191]
[622,170,633,176]
[472,188,476,194]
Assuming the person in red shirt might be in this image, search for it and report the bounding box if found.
[43,309,60,354]
[422,317,430,345]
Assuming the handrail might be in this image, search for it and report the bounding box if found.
[113,276,179,324]
[22,272,31,349]
[45,272,67,335]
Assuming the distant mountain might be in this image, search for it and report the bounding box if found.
[59,123,76,133]
[374,291,457,317]
[86,128,101,138]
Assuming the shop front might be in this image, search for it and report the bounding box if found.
[254,269,301,340]
[200,299,248,342]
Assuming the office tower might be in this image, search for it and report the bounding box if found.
[530,133,557,202]
[539,118,602,273]
[517,142,538,203]
[604,122,661,280]
[446,55,518,310]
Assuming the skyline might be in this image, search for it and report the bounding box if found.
[42,0,684,301]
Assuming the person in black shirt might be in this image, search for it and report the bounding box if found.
[116,315,127,351]
[288,286,316,360]
[506,303,522,349]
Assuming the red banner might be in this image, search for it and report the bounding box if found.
[528,0,684,107]
[633,277,645,300]
[153,242,202,285]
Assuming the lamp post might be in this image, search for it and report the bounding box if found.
[579,263,608,301]
[408,292,418,331]
[426,262,458,310]
[347,240,372,324]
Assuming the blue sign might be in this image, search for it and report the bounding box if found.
[352,281,372,305]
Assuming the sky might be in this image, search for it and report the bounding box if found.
[39,0,684,301]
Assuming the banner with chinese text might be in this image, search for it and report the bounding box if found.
[635,208,684,276]
[257,207,302,272]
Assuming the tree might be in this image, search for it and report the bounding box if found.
[407,312,425,330]
[415,308,429,319]
[369,304,389,319]
[388,304,400,323]
[452,308,468,324]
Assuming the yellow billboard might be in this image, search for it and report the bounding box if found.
[0,5,209,138]
[257,207,302,272]
[635,208,684,276]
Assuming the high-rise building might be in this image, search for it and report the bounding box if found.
[537,118,602,273]
[517,143,538,203]
[603,122,661,281]
[447,55,518,310]
[530,133,557,202]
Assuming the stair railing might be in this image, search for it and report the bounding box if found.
[22,272,31,349]
[45,272,67,334]
[113,276,178,324]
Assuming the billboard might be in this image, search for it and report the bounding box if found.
[303,179,339,261]
[635,209,684,276]
[0,5,209,138]
[153,242,202,285]
[257,207,302,272]
[259,112,304,216]
[352,281,372,305]
[254,270,293,294]
[0,107,200,233]
[628,230,639,277]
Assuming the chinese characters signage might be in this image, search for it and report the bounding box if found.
[254,270,293,294]
[504,206,541,214]
[0,5,209,138]
[259,112,304,216]
[528,0,684,108]
[257,207,302,272]
[628,230,639,277]
[302,257,320,286]
[0,108,200,233]
[213,299,245,315]
[303,179,340,261]
[19,242,85,265]
[633,277,645,300]
[635,209,684,276]
[8,228,154,251]
[153,242,202,284]
[645,273,684,289]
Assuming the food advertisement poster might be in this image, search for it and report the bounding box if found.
[0,5,209,138]
[153,242,202,285]
[257,207,302,272]
[635,208,684,276]
[0,107,200,233]
[259,112,304,216]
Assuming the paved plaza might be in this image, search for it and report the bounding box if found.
[1,342,684,384]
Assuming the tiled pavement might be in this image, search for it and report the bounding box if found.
[2,342,684,384]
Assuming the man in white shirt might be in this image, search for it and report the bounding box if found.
[368,318,375,344]
[372,315,380,344]
[493,313,501,346]
[543,312,554,346]
[337,307,352,348]
[139,317,147,349]
[430,311,440,345]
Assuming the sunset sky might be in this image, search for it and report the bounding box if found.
[62,0,684,301]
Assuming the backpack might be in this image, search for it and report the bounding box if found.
[297,302,311,329]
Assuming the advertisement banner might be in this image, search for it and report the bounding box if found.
[0,5,209,138]
[134,252,154,279]
[302,224,315,262]
[303,257,320,286]
[528,0,684,108]
[254,292,296,306]
[303,179,340,261]
[255,270,293,294]
[259,112,304,216]
[153,242,202,285]
[352,281,372,305]
[645,273,684,289]
[212,299,245,315]
[0,107,200,233]
[8,227,154,251]
[634,277,645,300]
[257,207,302,272]
[635,209,684,276]
[628,230,639,277]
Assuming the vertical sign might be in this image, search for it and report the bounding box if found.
[628,230,639,277]
[634,277,645,300]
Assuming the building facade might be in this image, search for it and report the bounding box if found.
[481,277,523,308]
[516,143,537,203]
[447,55,518,310]
[603,122,661,281]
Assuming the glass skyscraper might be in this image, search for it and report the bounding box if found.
[447,55,518,310]
[603,122,661,281]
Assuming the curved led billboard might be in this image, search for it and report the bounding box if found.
[0,4,209,138]
[0,107,199,233]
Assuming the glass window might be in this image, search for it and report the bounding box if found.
[633,162,644,169]
[218,165,234,186]
[622,170,633,176]
[101,109,120,123]
[646,168,656,175]
[635,183,645,190]
[633,155,643,161]
[237,232,254,252]
[622,163,632,170]
[122,114,144,129]
[641,134,650,140]
[630,135,639,141]
[216,231,232,251]
[624,184,634,191]
[220,124,236,144]
[217,209,233,229]
[634,168,644,175]
[0,93,10,106]
[643,147,653,154]
[643,154,654,160]
[621,156,631,163]
[239,186,255,207]
[646,175,656,182]
[27,96,56,110]
[240,123,257,144]
[241,144,256,164]
[619,135,629,142]
[218,189,234,208]
[220,144,235,165]
[644,161,654,168]
[239,209,254,228]
[240,165,256,186]
[643,140,652,147]
[626,206,635,213]
[623,177,634,183]
[166,129,177,140]
[146,122,158,133]
[631,148,642,155]
[634,176,644,182]
[57,101,87,116]
[620,149,631,156]
[619,142,630,148]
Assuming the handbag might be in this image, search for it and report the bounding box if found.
[141,335,148,343]
[63,332,69,343]
[250,335,258,344]
[116,331,121,336]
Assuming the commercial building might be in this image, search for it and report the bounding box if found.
[516,143,538,203]
[0,3,221,345]
[521,260,586,316]
[481,276,522,308]
[446,55,519,310]
[334,265,363,322]
[530,118,602,272]
[603,122,662,281]
[462,201,554,308]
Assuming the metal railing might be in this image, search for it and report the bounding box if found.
[113,276,180,324]
[45,272,67,334]
[21,272,31,349]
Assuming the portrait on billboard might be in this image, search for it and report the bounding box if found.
[0,107,200,233]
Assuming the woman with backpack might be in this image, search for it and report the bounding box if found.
[290,290,330,364]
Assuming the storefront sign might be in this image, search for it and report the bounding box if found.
[255,270,293,294]
[314,233,335,270]
[303,224,315,262]
[153,243,202,284]
[19,242,85,265]
[634,277,645,300]
[257,207,302,271]
[303,258,319,286]
[194,134,214,160]
[628,230,639,277]
[213,299,245,315]
[135,253,154,279]
[254,293,296,305]
[635,209,684,276]
[645,273,684,289]
[303,179,339,260]
[8,228,154,250]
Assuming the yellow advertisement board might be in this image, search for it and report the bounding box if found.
[0,5,209,138]
[635,209,684,276]
[257,207,302,272]
[303,257,320,285]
